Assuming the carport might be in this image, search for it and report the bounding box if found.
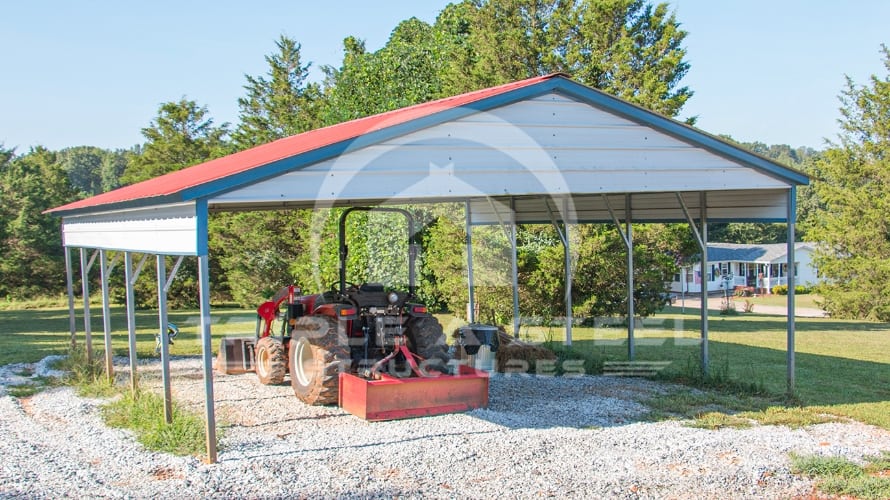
[48,74,808,463]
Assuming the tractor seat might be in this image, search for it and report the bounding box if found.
[359,283,385,292]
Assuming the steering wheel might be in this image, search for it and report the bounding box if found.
[330,281,359,292]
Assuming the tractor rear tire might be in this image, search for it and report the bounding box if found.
[406,316,450,373]
[289,316,350,405]
[255,336,286,385]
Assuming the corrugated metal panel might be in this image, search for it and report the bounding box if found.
[211,93,787,213]
[61,203,199,255]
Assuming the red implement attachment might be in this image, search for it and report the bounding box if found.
[338,365,490,421]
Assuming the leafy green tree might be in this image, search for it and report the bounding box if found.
[808,46,890,321]
[100,149,129,192]
[121,98,229,185]
[525,225,677,321]
[57,146,105,196]
[0,147,77,298]
[212,36,328,306]
[119,99,229,307]
[232,35,324,148]
[437,0,692,117]
[322,18,449,123]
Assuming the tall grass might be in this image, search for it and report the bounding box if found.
[54,346,214,458]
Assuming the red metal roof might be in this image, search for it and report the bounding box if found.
[48,74,561,214]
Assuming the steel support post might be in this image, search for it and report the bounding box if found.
[64,247,77,350]
[465,201,476,323]
[80,248,96,362]
[198,255,218,463]
[511,222,520,338]
[625,195,635,361]
[124,253,139,394]
[99,250,114,381]
[699,192,709,376]
[786,187,797,397]
[563,198,573,347]
[157,255,173,424]
[604,194,634,360]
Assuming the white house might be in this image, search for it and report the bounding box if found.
[670,242,820,294]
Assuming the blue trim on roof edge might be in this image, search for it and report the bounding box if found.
[54,75,807,217]
[53,194,186,217]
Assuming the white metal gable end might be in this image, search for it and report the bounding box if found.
[61,202,201,255]
[208,93,791,213]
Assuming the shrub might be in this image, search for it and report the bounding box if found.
[772,284,812,295]
[719,301,739,315]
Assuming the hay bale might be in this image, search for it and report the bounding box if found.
[495,339,556,373]
[451,325,555,373]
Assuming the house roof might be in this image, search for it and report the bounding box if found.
[707,242,817,263]
[47,73,808,217]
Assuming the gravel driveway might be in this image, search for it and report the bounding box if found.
[1,356,888,499]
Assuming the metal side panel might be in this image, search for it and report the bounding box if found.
[62,202,199,255]
[338,366,490,421]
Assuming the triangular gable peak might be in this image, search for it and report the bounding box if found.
[209,90,799,215]
[49,74,807,217]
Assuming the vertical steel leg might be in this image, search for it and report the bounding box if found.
[157,255,173,424]
[465,201,476,323]
[564,220,572,347]
[80,248,93,363]
[511,222,520,338]
[626,195,635,361]
[786,188,797,397]
[65,247,77,350]
[700,192,709,377]
[198,255,218,463]
[125,253,139,394]
[100,250,114,382]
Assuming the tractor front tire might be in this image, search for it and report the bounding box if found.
[406,316,450,373]
[255,336,286,385]
[289,316,350,405]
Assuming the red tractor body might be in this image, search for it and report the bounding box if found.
[217,207,489,420]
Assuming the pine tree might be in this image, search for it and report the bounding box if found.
[808,46,890,320]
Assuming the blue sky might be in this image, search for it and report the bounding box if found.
[1,1,888,152]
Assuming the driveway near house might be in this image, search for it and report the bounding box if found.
[673,296,827,318]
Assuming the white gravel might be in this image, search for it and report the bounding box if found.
[2,355,889,499]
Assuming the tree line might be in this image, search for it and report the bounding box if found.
[1,1,887,321]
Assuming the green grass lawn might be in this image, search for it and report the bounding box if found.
[1,301,888,429]
[0,304,258,365]
[515,305,890,428]
[743,293,822,310]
